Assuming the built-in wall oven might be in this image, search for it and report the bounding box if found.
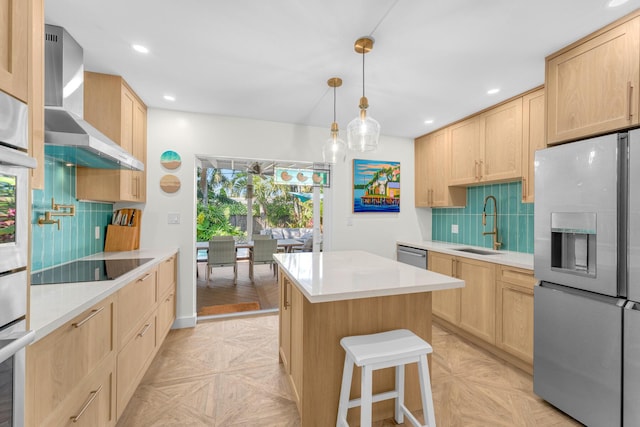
[0,90,37,426]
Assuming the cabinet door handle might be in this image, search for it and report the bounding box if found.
[480,160,485,178]
[137,273,152,283]
[474,161,479,180]
[522,177,527,199]
[628,81,634,121]
[72,307,104,329]
[70,384,103,423]
[451,259,456,277]
[138,323,152,338]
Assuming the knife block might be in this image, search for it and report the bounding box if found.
[104,209,141,251]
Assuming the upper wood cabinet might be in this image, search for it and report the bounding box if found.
[546,12,640,144]
[481,97,522,182]
[77,72,147,203]
[449,98,522,185]
[28,0,44,190]
[449,116,482,185]
[415,128,465,207]
[521,88,545,203]
[0,0,29,102]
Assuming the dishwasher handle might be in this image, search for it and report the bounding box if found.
[397,249,426,258]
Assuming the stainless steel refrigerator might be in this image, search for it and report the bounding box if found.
[534,128,640,427]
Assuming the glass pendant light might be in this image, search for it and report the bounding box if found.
[322,77,347,163]
[347,36,380,152]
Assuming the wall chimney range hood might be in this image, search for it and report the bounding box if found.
[44,25,144,171]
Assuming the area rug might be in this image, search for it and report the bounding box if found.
[198,301,261,316]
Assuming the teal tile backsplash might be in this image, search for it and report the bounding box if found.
[31,158,113,271]
[432,182,534,253]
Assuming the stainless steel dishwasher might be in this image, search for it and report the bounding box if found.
[396,244,428,269]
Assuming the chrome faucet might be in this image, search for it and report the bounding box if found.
[482,195,502,250]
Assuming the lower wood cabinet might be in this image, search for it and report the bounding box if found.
[496,265,535,364]
[26,296,116,427]
[26,254,178,427]
[457,257,496,345]
[428,251,534,372]
[428,252,460,325]
[61,355,116,427]
[116,311,157,419]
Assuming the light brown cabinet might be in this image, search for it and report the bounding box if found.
[457,257,496,345]
[496,266,535,365]
[449,116,482,185]
[415,129,465,207]
[157,255,177,341]
[546,12,640,144]
[428,251,534,372]
[77,72,147,203]
[26,254,177,426]
[28,0,44,189]
[521,88,545,203]
[116,311,157,419]
[428,252,460,325]
[0,0,29,102]
[277,267,433,425]
[25,296,117,427]
[449,98,523,185]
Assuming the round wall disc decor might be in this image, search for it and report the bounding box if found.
[160,150,181,170]
[160,174,181,193]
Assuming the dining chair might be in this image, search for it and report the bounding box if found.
[249,238,278,282]
[207,240,237,284]
[252,234,271,240]
[211,235,234,241]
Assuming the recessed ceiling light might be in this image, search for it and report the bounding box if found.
[487,88,500,95]
[132,44,149,54]
[163,95,176,102]
[607,0,628,7]
[424,119,434,125]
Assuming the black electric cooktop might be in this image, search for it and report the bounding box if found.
[31,258,153,285]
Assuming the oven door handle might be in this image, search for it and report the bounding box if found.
[0,330,35,364]
[0,145,37,169]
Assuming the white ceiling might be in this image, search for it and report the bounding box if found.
[45,0,639,140]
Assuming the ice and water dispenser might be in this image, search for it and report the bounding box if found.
[550,212,597,277]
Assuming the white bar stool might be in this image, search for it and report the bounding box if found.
[336,329,436,427]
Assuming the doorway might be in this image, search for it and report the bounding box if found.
[195,156,326,319]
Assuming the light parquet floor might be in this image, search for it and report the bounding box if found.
[197,260,280,314]
[117,314,581,427]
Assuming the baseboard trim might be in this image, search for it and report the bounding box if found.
[172,314,197,329]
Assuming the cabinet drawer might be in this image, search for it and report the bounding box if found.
[27,297,115,427]
[157,289,176,342]
[116,312,157,418]
[158,255,176,297]
[57,356,116,427]
[117,267,157,348]
[499,265,536,290]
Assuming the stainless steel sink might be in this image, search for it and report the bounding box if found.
[453,247,501,255]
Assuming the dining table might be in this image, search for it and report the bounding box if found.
[196,238,304,256]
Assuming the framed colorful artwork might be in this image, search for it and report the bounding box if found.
[352,159,400,213]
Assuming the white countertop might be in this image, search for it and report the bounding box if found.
[396,240,534,270]
[29,247,178,343]
[273,250,464,303]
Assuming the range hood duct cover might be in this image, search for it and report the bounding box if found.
[44,25,143,171]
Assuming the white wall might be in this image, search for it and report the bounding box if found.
[142,108,431,327]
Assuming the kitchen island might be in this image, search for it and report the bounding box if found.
[273,250,464,426]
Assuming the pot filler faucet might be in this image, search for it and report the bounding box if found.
[482,195,502,250]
